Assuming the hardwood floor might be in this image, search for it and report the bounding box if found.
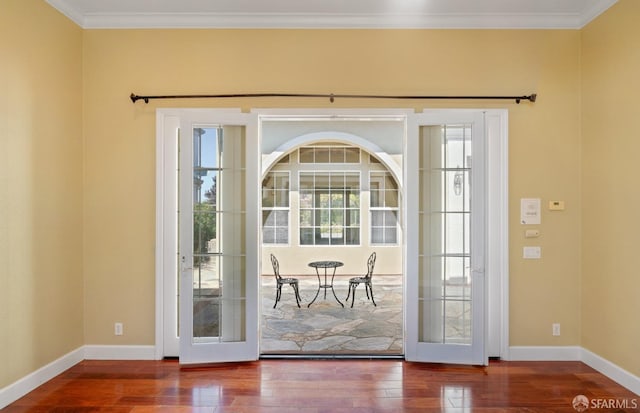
[4,359,638,412]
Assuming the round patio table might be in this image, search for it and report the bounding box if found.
[307,261,344,308]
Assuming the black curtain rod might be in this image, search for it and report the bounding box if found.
[130,92,537,104]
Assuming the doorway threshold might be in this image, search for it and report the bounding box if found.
[260,353,404,360]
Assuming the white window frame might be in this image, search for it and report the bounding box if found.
[298,170,361,246]
[261,171,291,245]
[369,171,400,246]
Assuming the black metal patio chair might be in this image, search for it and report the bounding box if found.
[270,254,301,308]
[345,252,377,308]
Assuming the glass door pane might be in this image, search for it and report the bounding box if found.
[179,112,258,364]
[419,124,472,345]
[191,127,246,343]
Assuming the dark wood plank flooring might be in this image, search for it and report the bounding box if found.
[3,359,638,412]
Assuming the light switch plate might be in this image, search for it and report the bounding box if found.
[523,246,541,259]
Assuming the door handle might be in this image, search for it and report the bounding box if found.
[181,256,193,272]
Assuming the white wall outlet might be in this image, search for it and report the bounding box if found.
[114,322,124,336]
[552,323,560,336]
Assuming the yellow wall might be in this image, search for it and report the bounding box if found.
[82,29,583,346]
[7,0,638,390]
[0,0,84,388]
[581,0,640,377]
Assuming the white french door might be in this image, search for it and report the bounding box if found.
[177,110,259,364]
[158,108,503,365]
[405,111,488,365]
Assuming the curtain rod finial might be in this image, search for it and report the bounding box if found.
[130,93,150,104]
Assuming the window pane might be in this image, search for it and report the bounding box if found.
[275,227,288,243]
[299,148,314,163]
[300,209,313,226]
[275,211,288,226]
[385,190,399,208]
[345,228,360,245]
[315,148,330,163]
[318,209,330,224]
[318,192,330,208]
[194,169,218,206]
[275,189,289,207]
[331,210,344,226]
[372,228,384,243]
[262,175,275,190]
[331,193,344,208]
[371,211,384,226]
[263,228,275,244]
[300,228,314,244]
[263,210,276,226]
[194,127,218,169]
[330,174,345,187]
[385,174,398,190]
[345,174,360,187]
[384,210,398,225]
[330,148,345,163]
[275,174,289,189]
[384,228,397,243]
[299,191,313,208]
[262,189,274,207]
[299,174,314,189]
[371,190,382,208]
[316,227,330,244]
[348,192,360,208]
[348,210,360,225]
[345,148,360,163]
[315,175,330,188]
[193,206,216,255]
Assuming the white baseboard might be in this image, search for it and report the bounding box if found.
[581,348,640,396]
[508,346,582,361]
[0,347,84,410]
[84,345,157,360]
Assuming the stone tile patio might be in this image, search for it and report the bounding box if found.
[260,275,403,355]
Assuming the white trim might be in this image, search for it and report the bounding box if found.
[81,13,590,30]
[486,110,510,359]
[84,345,157,360]
[582,348,640,396]
[0,347,84,409]
[155,113,166,360]
[508,346,582,361]
[46,1,618,30]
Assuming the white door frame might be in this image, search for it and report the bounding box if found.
[154,108,509,361]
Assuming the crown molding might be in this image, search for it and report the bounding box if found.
[81,12,583,30]
[579,0,618,27]
[46,0,618,30]
[46,0,85,27]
